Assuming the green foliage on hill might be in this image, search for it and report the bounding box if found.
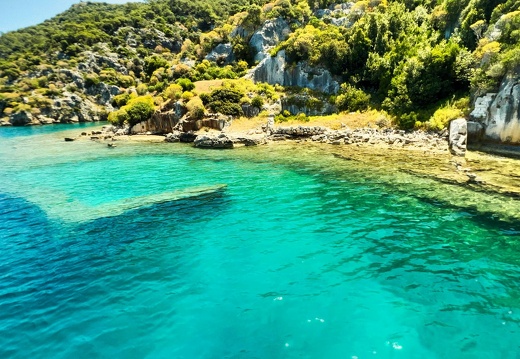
[108,95,155,127]
[0,0,518,130]
[201,87,245,116]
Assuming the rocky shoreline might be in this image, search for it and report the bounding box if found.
[64,119,520,205]
[72,121,449,153]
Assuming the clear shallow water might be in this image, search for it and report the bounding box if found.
[1,124,520,359]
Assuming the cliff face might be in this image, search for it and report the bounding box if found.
[243,17,340,97]
[247,51,340,95]
[470,73,520,144]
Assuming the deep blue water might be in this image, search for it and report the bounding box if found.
[1,124,520,358]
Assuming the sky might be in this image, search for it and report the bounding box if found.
[0,0,144,34]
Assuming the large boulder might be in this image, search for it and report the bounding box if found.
[194,133,234,149]
[205,43,235,65]
[241,103,260,118]
[467,121,485,144]
[9,111,40,126]
[449,118,467,156]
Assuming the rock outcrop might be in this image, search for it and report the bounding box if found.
[247,50,340,95]
[269,125,448,151]
[281,94,337,116]
[131,104,231,135]
[205,43,235,65]
[194,133,234,149]
[449,118,467,156]
[314,2,354,27]
[249,18,290,63]
[470,73,520,144]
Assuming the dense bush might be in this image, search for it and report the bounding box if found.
[175,78,195,92]
[201,87,245,116]
[186,97,206,119]
[335,85,371,112]
[108,95,155,127]
[251,96,264,108]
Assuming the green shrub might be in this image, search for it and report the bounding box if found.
[181,91,195,101]
[251,96,264,108]
[108,95,155,128]
[117,75,135,88]
[296,112,309,122]
[203,87,245,115]
[209,101,243,116]
[136,84,148,96]
[107,109,129,126]
[84,73,100,87]
[112,93,132,107]
[144,55,168,77]
[397,112,419,130]
[335,84,371,112]
[163,83,183,100]
[428,107,463,131]
[125,96,155,127]
[176,78,195,92]
[186,97,205,119]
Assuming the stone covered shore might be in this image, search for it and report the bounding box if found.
[68,120,520,203]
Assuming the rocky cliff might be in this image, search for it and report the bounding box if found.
[470,72,520,144]
[243,18,340,96]
[247,51,340,95]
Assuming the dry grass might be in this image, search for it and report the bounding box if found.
[222,110,393,133]
[228,116,266,132]
[194,79,257,95]
[193,80,224,94]
[277,110,393,130]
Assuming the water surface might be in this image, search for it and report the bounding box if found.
[1,124,519,358]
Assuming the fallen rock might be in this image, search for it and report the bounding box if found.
[449,118,468,156]
[179,131,197,143]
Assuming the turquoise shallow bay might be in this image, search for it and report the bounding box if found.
[0,124,519,358]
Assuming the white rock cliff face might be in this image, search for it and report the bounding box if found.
[470,73,520,144]
[249,18,291,63]
[247,51,340,94]
[243,18,340,95]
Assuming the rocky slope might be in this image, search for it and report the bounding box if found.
[0,0,519,149]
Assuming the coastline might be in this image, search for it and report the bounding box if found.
[65,120,520,206]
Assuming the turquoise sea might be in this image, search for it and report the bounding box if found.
[0,123,519,359]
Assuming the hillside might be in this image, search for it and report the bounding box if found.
[0,0,519,136]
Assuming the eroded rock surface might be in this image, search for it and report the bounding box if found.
[470,73,520,144]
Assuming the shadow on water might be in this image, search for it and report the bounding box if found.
[72,189,229,246]
[0,190,229,351]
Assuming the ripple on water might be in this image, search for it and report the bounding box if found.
[0,127,520,358]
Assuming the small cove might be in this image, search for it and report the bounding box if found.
[0,124,519,358]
